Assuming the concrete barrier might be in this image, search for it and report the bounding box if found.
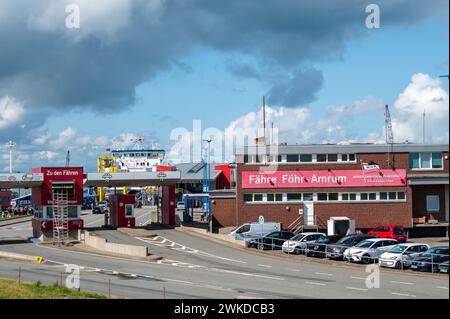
[0,251,38,262]
[80,230,148,258]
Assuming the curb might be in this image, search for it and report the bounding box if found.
[0,251,42,263]
[0,217,33,227]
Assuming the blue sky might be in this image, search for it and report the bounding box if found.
[0,1,448,172]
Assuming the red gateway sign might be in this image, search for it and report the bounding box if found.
[242,169,407,189]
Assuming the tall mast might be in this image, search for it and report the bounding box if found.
[263,96,266,145]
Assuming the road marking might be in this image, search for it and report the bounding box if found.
[351,276,366,280]
[315,272,333,276]
[286,268,302,272]
[257,264,272,268]
[305,281,326,286]
[346,286,368,291]
[436,286,449,290]
[391,292,416,298]
[390,281,413,285]
[136,236,247,264]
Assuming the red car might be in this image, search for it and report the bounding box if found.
[368,225,407,243]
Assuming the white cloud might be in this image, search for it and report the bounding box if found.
[51,127,77,149]
[392,73,449,143]
[33,131,51,145]
[35,150,59,161]
[0,96,25,129]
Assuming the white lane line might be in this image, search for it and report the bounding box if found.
[305,281,326,286]
[346,286,368,291]
[286,268,302,272]
[391,292,416,298]
[210,268,284,281]
[351,276,366,280]
[315,272,333,277]
[390,281,414,285]
[257,264,272,268]
[436,286,449,290]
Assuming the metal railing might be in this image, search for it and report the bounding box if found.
[245,239,449,274]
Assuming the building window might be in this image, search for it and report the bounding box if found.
[303,193,313,201]
[432,153,443,168]
[253,194,263,202]
[244,155,249,163]
[317,193,328,201]
[410,152,443,169]
[349,154,356,161]
[267,193,282,202]
[300,154,313,162]
[341,154,356,162]
[369,193,376,200]
[397,192,406,200]
[426,195,440,211]
[328,193,338,201]
[125,204,134,217]
[317,154,327,162]
[243,194,253,202]
[380,192,388,200]
[327,154,338,162]
[287,193,302,201]
[277,155,283,162]
[286,154,299,162]
[388,192,397,200]
[342,193,357,200]
[360,193,368,200]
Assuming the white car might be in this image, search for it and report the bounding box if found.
[282,232,326,254]
[379,243,430,269]
[343,238,398,264]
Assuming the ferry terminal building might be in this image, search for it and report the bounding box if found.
[211,143,449,236]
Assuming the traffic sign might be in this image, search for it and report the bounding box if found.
[258,215,264,224]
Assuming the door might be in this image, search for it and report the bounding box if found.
[304,201,314,226]
[327,219,335,236]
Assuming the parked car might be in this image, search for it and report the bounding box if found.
[439,260,449,274]
[305,235,343,258]
[379,243,429,269]
[92,201,109,214]
[230,222,281,241]
[367,225,407,243]
[176,201,185,210]
[410,246,449,272]
[247,231,295,250]
[326,234,378,260]
[343,238,398,264]
[282,232,326,254]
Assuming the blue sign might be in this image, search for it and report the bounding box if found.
[258,215,264,224]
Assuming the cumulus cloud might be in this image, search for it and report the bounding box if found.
[0,96,24,129]
[267,68,324,107]
[392,73,449,143]
[0,0,447,141]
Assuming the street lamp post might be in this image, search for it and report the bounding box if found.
[203,139,213,233]
[7,140,16,174]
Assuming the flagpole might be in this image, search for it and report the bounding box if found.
[263,96,266,146]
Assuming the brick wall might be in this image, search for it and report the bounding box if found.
[211,197,237,227]
[412,185,446,222]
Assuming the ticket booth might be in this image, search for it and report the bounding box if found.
[108,194,136,228]
[31,167,84,241]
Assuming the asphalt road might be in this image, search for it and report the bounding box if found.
[0,225,448,299]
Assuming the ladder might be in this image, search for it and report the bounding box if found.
[52,190,69,246]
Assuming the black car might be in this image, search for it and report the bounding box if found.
[306,235,343,258]
[410,246,449,272]
[439,260,449,274]
[325,234,378,260]
[247,231,295,250]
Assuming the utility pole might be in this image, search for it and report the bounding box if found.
[202,139,213,233]
[7,140,16,174]
[66,150,70,167]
